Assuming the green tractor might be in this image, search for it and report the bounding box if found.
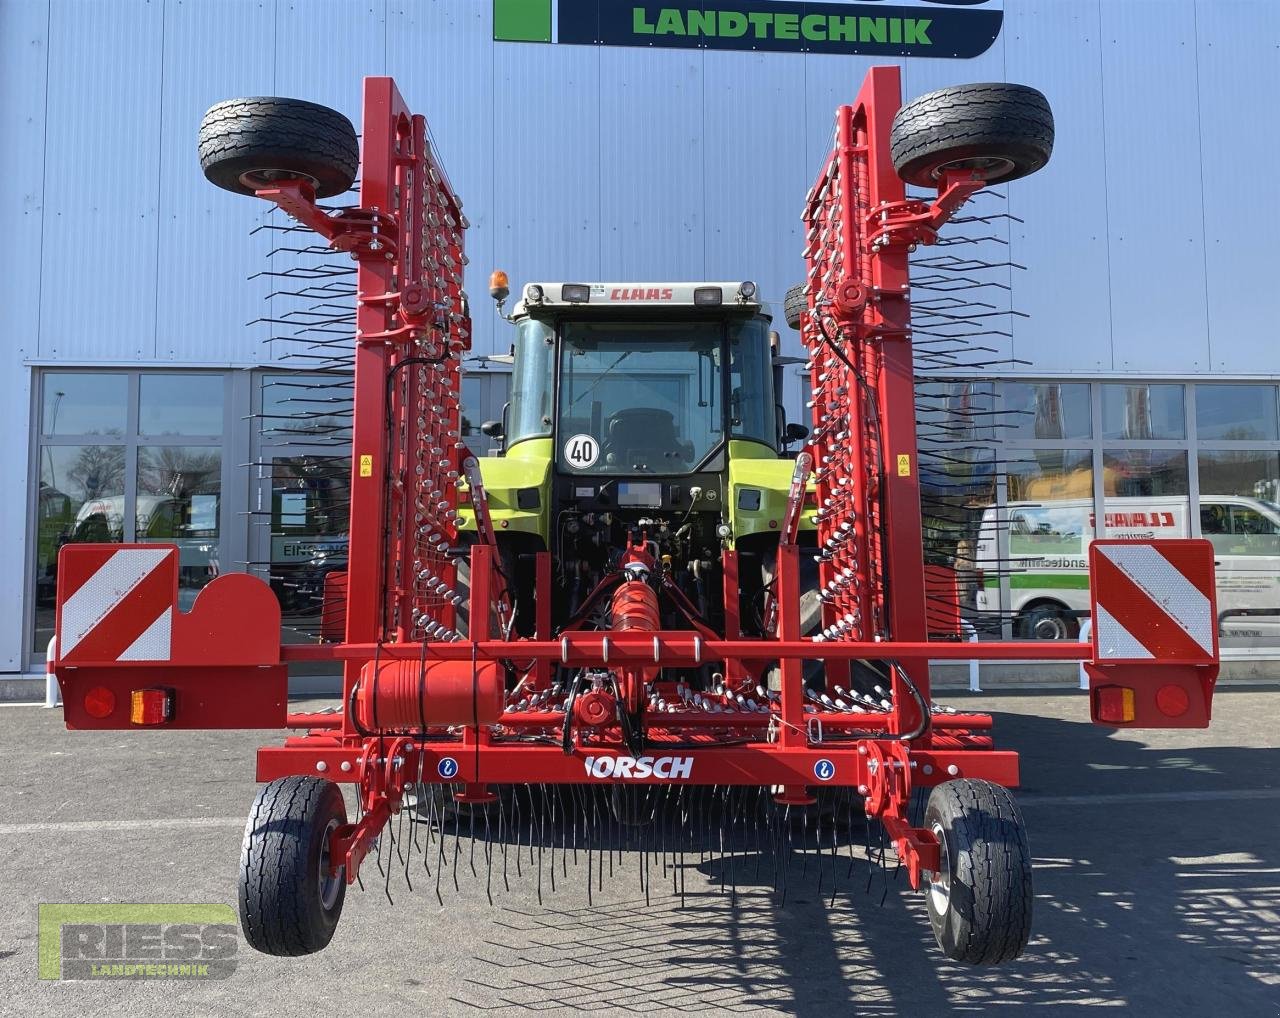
[457,278,817,642]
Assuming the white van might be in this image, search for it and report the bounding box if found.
[972,495,1280,640]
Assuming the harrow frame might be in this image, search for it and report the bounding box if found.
[52,68,1219,931]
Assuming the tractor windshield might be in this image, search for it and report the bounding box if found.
[555,317,776,473]
[558,321,724,474]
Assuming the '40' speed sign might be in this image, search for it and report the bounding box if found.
[564,433,599,468]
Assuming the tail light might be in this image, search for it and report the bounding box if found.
[130,688,174,726]
[1093,685,1135,724]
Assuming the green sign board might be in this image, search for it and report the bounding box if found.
[494,1,1003,58]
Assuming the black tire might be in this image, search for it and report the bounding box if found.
[783,283,808,330]
[1016,601,1079,641]
[890,83,1053,188]
[924,779,1032,965]
[238,776,347,956]
[199,97,359,199]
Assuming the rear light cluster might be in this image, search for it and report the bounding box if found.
[130,688,175,725]
[1093,685,1135,724]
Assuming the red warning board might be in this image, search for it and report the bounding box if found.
[1089,539,1218,665]
[55,546,176,665]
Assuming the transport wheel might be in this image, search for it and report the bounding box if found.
[890,83,1053,188]
[924,779,1032,965]
[199,96,359,198]
[783,283,808,330]
[1016,602,1079,641]
[238,776,347,956]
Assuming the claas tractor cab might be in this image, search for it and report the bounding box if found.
[457,277,815,639]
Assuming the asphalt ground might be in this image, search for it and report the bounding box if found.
[2,688,1278,1017]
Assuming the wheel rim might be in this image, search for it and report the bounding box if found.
[931,155,1016,182]
[318,818,343,912]
[928,820,951,916]
[1031,613,1069,640]
[238,167,321,191]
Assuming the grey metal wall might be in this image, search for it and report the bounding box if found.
[3,0,1277,670]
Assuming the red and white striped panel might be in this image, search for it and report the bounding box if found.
[1089,539,1217,664]
[56,546,177,664]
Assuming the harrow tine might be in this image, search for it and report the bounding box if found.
[801,806,810,878]
[779,803,791,907]
[468,800,477,880]
[498,786,510,892]
[399,802,413,894]
[451,799,462,894]
[752,787,764,884]
[536,785,545,906]
[483,796,494,907]
[435,798,446,906]
[830,800,842,907]
[383,817,395,905]
[512,785,522,879]
[548,786,557,895]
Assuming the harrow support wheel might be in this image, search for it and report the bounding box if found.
[199,96,359,198]
[238,776,347,957]
[889,82,1053,188]
[783,282,808,330]
[923,779,1033,965]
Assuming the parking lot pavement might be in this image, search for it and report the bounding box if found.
[2,688,1278,1017]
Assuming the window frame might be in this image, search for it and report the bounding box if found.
[25,369,242,670]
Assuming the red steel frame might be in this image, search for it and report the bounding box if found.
[51,68,1217,893]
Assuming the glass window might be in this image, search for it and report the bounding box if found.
[41,373,127,436]
[1196,450,1280,648]
[1198,450,1280,503]
[268,455,351,627]
[1101,384,1185,440]
[557,320,724,474]
[921,447,995,619]
[1002,382,1091,441]
[1196,384,1279,441]
[1103,449,1189,497]
[1005,451,1094,556]
[261,373,353,444]
[137,446,222,608]
[1198,449,1280,617]
[728,317,776,448]
[32,445,127,653]
[140,374,224,436]
[995,451,1093,641]
[460,375,482,440]
[916,380,997,444]
[1100,450,1189,541]
[1007,449,1093,501]
[508,317,555,446]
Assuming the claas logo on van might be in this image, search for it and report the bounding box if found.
[1088,511,1177,529]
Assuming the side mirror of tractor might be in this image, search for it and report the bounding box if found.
[480,420,505,439]
[784,422,809,444]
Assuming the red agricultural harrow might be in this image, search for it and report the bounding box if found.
[52,67,1220,964]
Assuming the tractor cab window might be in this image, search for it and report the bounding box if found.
[508,317,555,447]
[728,316,776,449]
[557,321,722,474]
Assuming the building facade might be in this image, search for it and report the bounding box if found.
[4,0,1279,680]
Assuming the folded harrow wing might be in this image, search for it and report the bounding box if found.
[51,68,1220,964]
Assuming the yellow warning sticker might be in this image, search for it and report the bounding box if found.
[896,454,911,477]
[359,454,373,478]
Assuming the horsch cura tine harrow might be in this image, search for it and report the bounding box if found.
[51,68,1220,964]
